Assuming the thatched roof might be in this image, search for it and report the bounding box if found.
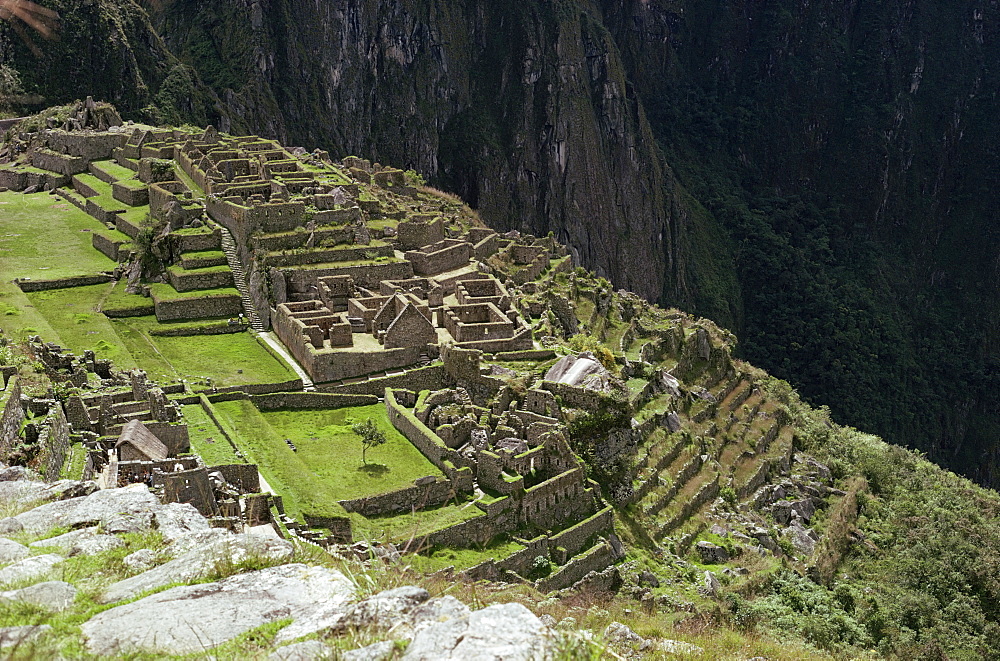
[115,419,169,462]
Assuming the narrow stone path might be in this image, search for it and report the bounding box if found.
[257,331,315,391]
[219,226,266,331]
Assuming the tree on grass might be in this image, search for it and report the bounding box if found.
[353,417,387,465]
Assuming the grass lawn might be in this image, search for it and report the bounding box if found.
[210,399,349,521]
[259,404,443,500]
[90,159,137,182]
[20,282,293,387]
[407,538,526,573]
[111,317,296,387]
[0,191,117,281]
[350,499,486,544]
[182,404,244,466]
[25,284,139,369]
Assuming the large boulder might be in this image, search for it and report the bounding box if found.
[82,564,355,656]
[99,533,294,604]
[0,539,30,564]
[0,581,77,612]
[401,603,552,661]
[0,554,61,587]
[152,502,211,542]
[543,352,615,392]
[2,484,160,536]
[695,541,729,564]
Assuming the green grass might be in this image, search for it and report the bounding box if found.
[0,191,118,281]
[182,249,225,261]
[73,173,112,198]
[113,179,147,191]
[25,284,139,369]
[350,499,486,543]
[59,442,88,480]
[110,317,295,387]
[210,399,349,521]
[116,205,150,228]
[182,404,244,466]
[407,538,526,573]
[89,159,136,182]
[148,283,240,302]
[259,405,444,500]
[101,278,154,315]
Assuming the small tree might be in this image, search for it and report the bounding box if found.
[353,417,387,465]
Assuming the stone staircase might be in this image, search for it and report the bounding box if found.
[219,226,266,332]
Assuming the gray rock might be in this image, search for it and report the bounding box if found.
[30,526,124,556]
[785,521,820,556]
[30,527,99,551]
[270,640,333,661]
[122,548,158,572]
[659,639,704,655]
[0,479,97,511]
[0,519,22,536]
[392,595,471,641]
[0,538,30,564]
[604,621,651,651]
[637,570,660,588]
[402,603,552,660]
[103,511,154,534]
[695,541,729,564]
[99,533,294,604]
[0,624,50,650]
[0,467,41,482]
[0,554,61,587]
[163,528,231,557]
[153,502,210,542]
[342,640,395,661]
[334,586,430,632]
[71,534,125,557]
[772,498,817,525]
[10,484,160,536]
[82,564,354,656]
[42,480,99,501]
[0,581,76,611]
[700,570,722,597]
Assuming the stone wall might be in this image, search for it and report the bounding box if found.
[166,266,233,292]
[317,365,446,396]
[541,381,607,411]
[36,403,70,481]
[282,260,414,291]
[548,506,614,564]
[535,542,615,594]
[152,292,242,322]
[266,244,394,268]
[521,467,594,529]
[172,229,221,253]
[143,421,191,456]
[210,464,261,493]
[92,231,127,263]
[0,167,68,190]
[16,274,114,292]
[338,477,456,517]
[251,392,378,409]
[405,240,472,276]
[422,512,515,549]
[384,389,472,481]
[30,147,87,175]
[0,377,24,459]
[112,180,149,206]
[44,130,126,160]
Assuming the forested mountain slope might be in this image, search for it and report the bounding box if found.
[0,0,997,487]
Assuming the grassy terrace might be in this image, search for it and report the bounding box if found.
[148,283,240,301]
[182,403,244,466]
[204,399,483,541]
[89,159,136,181]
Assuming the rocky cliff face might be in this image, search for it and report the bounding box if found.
[145,0,688,305]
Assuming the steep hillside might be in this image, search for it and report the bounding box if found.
[0,0,996,490]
